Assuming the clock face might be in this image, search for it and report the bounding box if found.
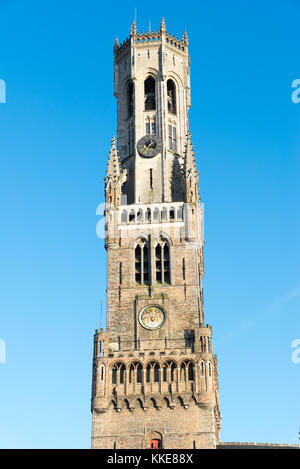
[139,305,166,331]
[137,134,163,158]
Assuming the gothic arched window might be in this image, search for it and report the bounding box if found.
[146,361,160,383]
[144,77,156,110]
[180,360,194,381]
[112,362,125,385]
[155,237,170,284]
[129,362,143,384]
[167,79,176,114]
[135,238,149,285]
[162,361,177,382]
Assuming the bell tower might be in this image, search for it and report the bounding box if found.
[91,19,221,449]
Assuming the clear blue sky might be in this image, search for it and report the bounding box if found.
[0,0,299,449]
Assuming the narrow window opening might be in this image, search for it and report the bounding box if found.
[120,366,125,384]
[154,364,159,382]
[144,77,156,110]
[127,82,133,118]
[135,239,149,285]
[167,79,176,114]
[136,365,142,383]
[155,238,170,284]
[168,124,177,151]
[188,363,194,381]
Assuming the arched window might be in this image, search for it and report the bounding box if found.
[180,360,194,381]
[144,77,156,110]
[167,79,176,114]
[112,362,126,385]
[135,238,149,285]
[129,362,143,383]
[146,361,160,382]
[127,81,134,118]
[162,361,177,382]
[155,237,170,284]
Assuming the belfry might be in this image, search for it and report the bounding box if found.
[91,19,221,449]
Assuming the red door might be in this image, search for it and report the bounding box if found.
[150,439,161,449]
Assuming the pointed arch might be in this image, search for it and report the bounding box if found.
[129,361,143,384]
[155,236,170,284]
[135,237,150,285]
[146,361,160,383]
[162,360,177,382]
[179,360,195,381]
[111,362,126,385]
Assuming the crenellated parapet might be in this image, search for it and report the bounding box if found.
[114,18,189,62]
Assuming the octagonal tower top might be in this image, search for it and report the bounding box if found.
[114,18,189,62]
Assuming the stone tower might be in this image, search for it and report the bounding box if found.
[91,19,221,449]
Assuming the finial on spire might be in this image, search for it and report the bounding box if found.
[114,37,119,50]
[130,19,137,36]
[160,17,166,33]
[183,30,189,45]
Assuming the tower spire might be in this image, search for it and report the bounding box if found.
[184,132,197,177]
[130,19,137,36]
[184,132,199,203]
[105,136,127,207]
[160,17,166,33]
[106,136,120,183]
[183,30,189,46]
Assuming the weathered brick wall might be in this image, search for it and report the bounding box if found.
[92,400,218,449]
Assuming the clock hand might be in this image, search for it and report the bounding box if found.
[146,141,155,150]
